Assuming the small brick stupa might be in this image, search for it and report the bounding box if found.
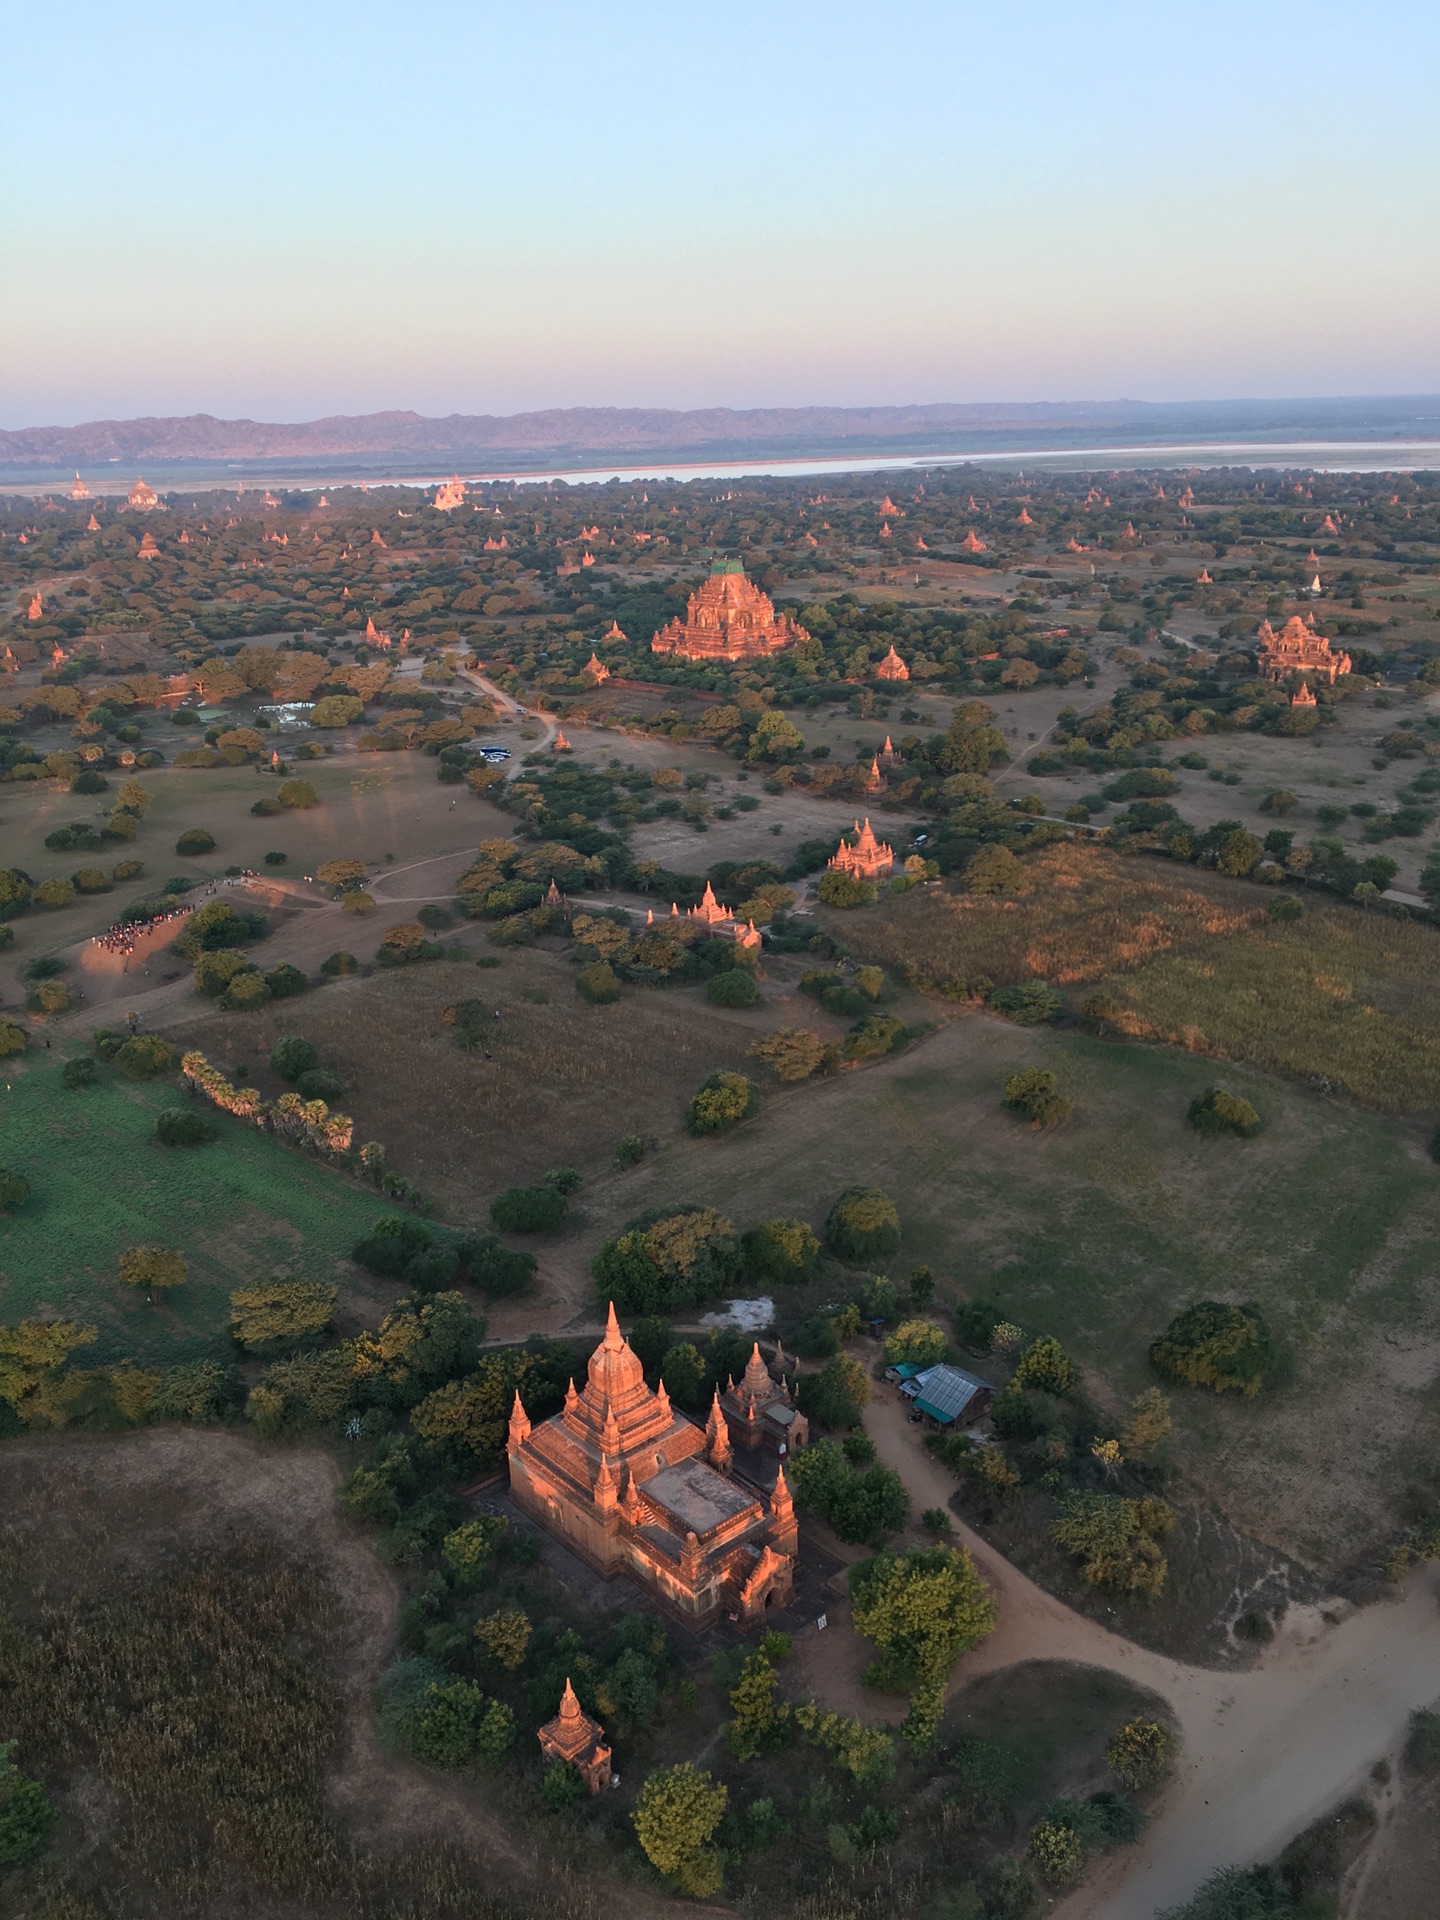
[137,531,160,559]
[829,818,894,882]
[651,560,809,663]
[537,1679,612,1792]
[720,1344,809,1458]
[1255,615,1351,686]
[874,645,909,681]
[583,652,610,682]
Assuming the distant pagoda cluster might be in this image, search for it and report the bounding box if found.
[829,818,895,882]
[1255,614,1351,687]
[651,559,809,663]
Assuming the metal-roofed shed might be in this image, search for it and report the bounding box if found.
[910,1364,993,1427]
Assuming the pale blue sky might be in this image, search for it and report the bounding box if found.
[2,0,1437,424]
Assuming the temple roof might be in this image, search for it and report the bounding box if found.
[586,1300,645,1406]
[643,1457,757,1533]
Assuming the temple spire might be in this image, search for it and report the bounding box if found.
[604,1300,624,1349]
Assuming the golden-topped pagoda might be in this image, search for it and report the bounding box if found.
[1255,614,1351,686]
[651,560,809,663]
[507,1305,797,1629]
[829,818,895,882]
[537,1679,612,1792]
[127,477,160,512]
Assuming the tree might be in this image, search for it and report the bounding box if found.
[798,1354,871,1429]
[175,828,216,855]
[0,1318,96,1410]
[229,1279,337,1349]
[742,1216,819,1282]
[1155,1865,1290,1919]
[965,845,1025,895]
[749,1025,834,1082]
[1150,1301,1275,1396]
[576,961,622,1003]
[0,1740,57,1868]
[270,1035,318,1081]
[62,1055,96,1091]
[883,1320,947,1368]
[1029,1818,1087,1885]
[1012,1335,1077,1395]
[112,1034,176,1078]
[686,1070,757,1135]
[725,1652,791,1758]
[474,1608,532,1670]
[632,1764,728,1896]
[119,1246,188,1290]
[1004,1067,1070,1128]
[441,1516,509,1585]
[1188,1087,1261,1137]
[658,1341,706,1409]
[909,1265,935,1310]
[1216,828,1262,877]
[850,1545,997,1743]
[1050,1491,1175,1597]
[593,1208,741,1314]
[315,858,367,889]
[0,1019,28,1058]
[1260,789,1298,815]
[34,878,76,909]
[706,968,760,1007]
[826,1184,901,1261]
[1106,1716,1176,1789]
[310,694,364,728]
[0,1168,29,1213]
[155,1107,214,1147]
[817,869,874,908]
[490,1184,567,1232]
[1120,1387,1173,1460]
[412,1679,487,1765]
[277,778,319,808]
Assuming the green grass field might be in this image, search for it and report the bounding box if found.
[0,1055,392,1367]
[583,1014,1440,1576]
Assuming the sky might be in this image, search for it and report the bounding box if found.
[2,0,1438,426]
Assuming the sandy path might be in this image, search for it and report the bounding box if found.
[863,1386,1440,1917]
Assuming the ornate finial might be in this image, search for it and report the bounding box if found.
[655,1379,672,1419]
[508,1389,531,1447]
[604,1301,624,1349]
[560,1677,583,1722]
[564,1377,579,1413]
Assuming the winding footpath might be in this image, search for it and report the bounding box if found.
[863,1389,1440,1918]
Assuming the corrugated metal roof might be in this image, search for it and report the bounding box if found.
[911,1364,991,1425]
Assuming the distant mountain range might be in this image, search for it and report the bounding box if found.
[2,396,1437,474]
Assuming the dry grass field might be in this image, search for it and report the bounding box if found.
[163,946,770,1219]
[846,843,1440,1113]
[567,1015,1440,1581]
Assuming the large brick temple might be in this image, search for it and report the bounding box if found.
[506,1304,798,1629]
[651,559,810,663]
[1255,614,1352,686]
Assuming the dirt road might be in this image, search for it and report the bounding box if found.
[863,1386,1440,1918]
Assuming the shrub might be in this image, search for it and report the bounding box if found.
[72,866,112,893]
[376,922,443,967]
[264,962,309,999]
[1404,1708,1440,1776]
[827,1184,901,1261]
[0,1168,30,1213]
[119,1246,188,1290]
[264,849,289,864]
[1188,1086,1261,1138]
[541,1760,587,1809]
[1012,1335,1077,1395]
[155,1107,215,1147]
[749,1025,834,1081]
[321,949,359,975]
[310,694,364,728]
[686,1070,757,1136]
[0,1740,57,1868]
[112,858,144,881]
[296,1067,348,1100]
[34,878,76,909]
[1106,1717,1176,1790]
[71,768,109,794]
[229,1278,337,1349]
[1029,1819,1086,1885]
[175,828,216,855]
[62,1055,96,1091]
[112,1033,176,1079]
[1150,1301,1276,1396]
[0,1019,28,1058]
[26,979,76,1016]
[1003,1067,1070,1128]
[845,1012,907,1060]
[883,1319,947,1367]
[1051,1491,1175,1597]
[277,778,319,808]
[965,845,1026,894]
[706,968,760,1008]
[576,961,622,1003]
[270,1035,318,1081]
[988,980,1063,1025]
[222,969,270,1010]
[743,1217,820,1282]
[593,1207,741,1314]
[490,1184,567,1233]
